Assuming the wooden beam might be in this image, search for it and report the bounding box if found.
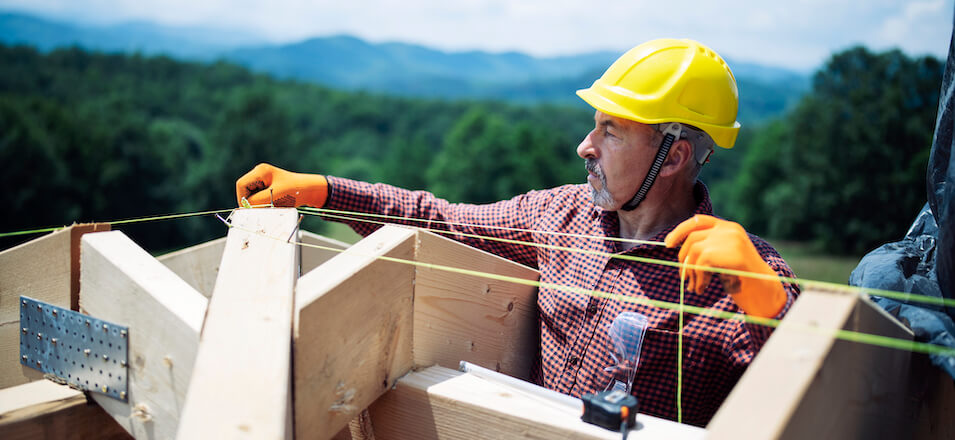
[294,225,416,440]
[0,223,109,390]
[412,231,539,379]
[157,237,226,299]
[177,208,299,439]
[0,379,131,440]
[80,230,208,439]
[300,230,350,275]
[369,365,705,439]
[707,287,916,439]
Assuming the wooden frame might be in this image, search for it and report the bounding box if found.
[2,209,953,440]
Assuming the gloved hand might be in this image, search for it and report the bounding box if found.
[664,215,786,318]
[235,163,328,208]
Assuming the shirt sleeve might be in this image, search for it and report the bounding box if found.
[323,176,556,268]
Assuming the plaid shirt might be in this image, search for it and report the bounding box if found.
[326,176,799,426]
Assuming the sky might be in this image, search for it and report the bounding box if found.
[1,0,952,72]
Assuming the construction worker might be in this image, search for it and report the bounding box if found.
[236,39,797,426]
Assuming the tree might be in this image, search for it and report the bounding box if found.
[724,47,943,254]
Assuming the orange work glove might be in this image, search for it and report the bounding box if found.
[235,163,328,208]
[664,215,786,318]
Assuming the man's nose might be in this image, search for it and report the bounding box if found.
[577,130,597,159]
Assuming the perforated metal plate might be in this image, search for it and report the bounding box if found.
[19,296,129,401]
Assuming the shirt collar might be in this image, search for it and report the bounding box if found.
[593,181,714,253]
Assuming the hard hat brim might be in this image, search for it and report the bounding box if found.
[576,87,740,149]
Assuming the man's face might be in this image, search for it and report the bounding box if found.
[576,111,661,210]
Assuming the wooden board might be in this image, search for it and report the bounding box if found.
[412,231,539,379]
[300,230,350,275]
[157,237,226,299]
[80,230,208,440]
[0,224,109,390]
[294,226,416,440]
[707,287,915,439]
[0,379,131,440]
[177,208,299,439]
[369,365,705,439]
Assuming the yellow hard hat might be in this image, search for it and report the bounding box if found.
[577,38,741,148]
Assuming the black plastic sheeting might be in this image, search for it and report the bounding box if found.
[849,10,955,378]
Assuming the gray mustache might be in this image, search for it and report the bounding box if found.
[585,159,602,178]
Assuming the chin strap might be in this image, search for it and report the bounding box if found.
[621,122,682,211]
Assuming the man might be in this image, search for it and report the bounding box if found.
[236,39,798,426]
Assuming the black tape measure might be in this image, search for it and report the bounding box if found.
[581,390,638,439]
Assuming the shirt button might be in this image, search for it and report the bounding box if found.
[587,302,598,314]
[569,356,579,367]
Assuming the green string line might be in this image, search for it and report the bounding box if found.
[4,204,951,312]
[299,206,667,246]
[219,217,955,359]
[301,209,955,310]
[108,208,237,225]
[4,205,954,359]
[316,240,955,359]
[0,226,64,238]
[0,208,236,239]
[678,261,686,424]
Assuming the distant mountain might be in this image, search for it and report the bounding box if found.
[223,36,807,121]
[0,10,808,121]
[223,35,619,88]
[0,12,263,59]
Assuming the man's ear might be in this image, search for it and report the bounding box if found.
[659,139,693,177]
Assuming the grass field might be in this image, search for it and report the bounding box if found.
[769,240,863,285]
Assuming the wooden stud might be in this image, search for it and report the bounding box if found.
[0,379,131,440]
[294,226,416,440]
[81,230,208,439]
[412,231,539,379]
[177,208,299,439]
[369,365,704,439]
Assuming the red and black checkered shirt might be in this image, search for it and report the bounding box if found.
[325,176,799,426]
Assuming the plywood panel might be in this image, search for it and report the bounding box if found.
[294,226,416,440]
[413,231,539,379]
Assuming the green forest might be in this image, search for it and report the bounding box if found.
[0,44,943,262]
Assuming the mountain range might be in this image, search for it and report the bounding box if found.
[0,10,809,122]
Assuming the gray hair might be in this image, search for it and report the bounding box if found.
[653,123,715,166]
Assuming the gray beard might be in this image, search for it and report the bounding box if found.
[585,158,615,209]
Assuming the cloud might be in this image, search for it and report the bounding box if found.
[876,0,950,55]
[0,0,951,70]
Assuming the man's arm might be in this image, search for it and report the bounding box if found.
[324,176,552,268]
[234,163,554,268]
